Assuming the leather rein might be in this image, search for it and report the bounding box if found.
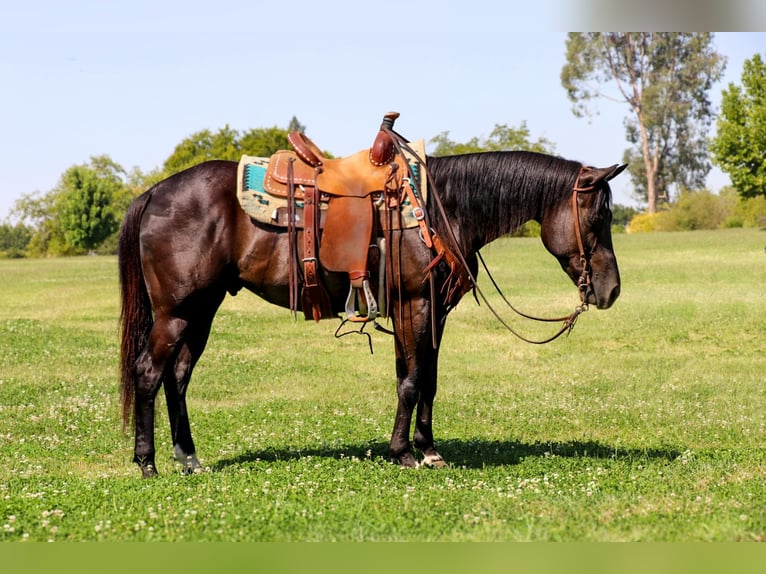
[475,167,598,344]
[383,126,599,345]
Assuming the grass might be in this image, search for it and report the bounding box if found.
[0,228,764,541]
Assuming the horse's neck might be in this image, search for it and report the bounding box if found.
[429,166,540,253]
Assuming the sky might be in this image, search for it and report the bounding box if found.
[1,1,765,220]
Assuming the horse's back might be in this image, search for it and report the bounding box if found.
[143,160,238,218]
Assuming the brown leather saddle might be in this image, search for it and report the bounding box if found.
[264,112,410,323]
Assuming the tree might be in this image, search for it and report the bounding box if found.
[162,125,240,176]
[162,125,293,177]
[58,155,127,253]
[429,122,556,237]
[9,188,68,256]
[710,53,766,198]
[287,116,306,133]
[561,33,726,213]
[239,126,292,158]
[430,122,554,156]
[8,119,303,256]
[0,222,33,258]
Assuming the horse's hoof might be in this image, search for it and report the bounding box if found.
[419,452,448,469]
[182,462,206,476]
[140,464,157,479]
[174,446,203,475]
[391,452,419,468]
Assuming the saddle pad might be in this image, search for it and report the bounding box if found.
[236,140,428,229]
[236,155,323,226]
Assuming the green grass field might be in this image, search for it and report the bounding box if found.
[0,228,764,541]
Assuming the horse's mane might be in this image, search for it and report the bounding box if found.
[426,151,608,246]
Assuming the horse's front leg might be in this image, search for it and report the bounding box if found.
[413,360,447,468]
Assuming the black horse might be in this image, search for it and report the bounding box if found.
[119,145,625,477]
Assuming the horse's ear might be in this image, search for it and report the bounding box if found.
[580,164,628,186]
[606,164,628,181]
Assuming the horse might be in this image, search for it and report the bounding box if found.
[118,146,626,477]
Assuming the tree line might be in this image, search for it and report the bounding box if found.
[2,34,765,258]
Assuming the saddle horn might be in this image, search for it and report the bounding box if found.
[369,111,400,166]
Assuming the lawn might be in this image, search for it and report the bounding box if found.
[0,228,764,541]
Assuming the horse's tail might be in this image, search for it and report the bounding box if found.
[118,191,154,431]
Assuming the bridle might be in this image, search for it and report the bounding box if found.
[473,167,600,344]
[381,126,602,346]
[572,166,599,303]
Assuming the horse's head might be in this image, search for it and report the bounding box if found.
[540,163,627,310]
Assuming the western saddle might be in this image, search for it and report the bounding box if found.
[265,112,419,323]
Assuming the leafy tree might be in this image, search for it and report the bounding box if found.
[430,122,554,156]
[162,125,240,176]
[0,222,33,258]
[162,125,292,177]
[9,189,68,256]
[58,155,127,253]
[561,33,725,213]
[428,123,555,237]
[239,127,291,157]
[710,53,766,198]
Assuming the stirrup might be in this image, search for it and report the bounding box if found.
[344,279,379,323]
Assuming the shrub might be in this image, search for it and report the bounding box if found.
[627,188,766,232]
[670,190,730,230]
[725,193,766,228]
[511,220,541,237]
[627,211,674,233]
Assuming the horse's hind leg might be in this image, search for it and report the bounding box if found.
[163,343,202,474]
[133,314,187,478]
[163,307,220,475]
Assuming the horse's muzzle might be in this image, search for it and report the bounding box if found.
[588,281,620,310]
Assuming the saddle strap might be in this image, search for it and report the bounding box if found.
[401,178,432,248]
[287,158,298,316]
[301,172,332,322]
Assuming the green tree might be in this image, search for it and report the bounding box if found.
[9,189,68,256]
[58,155,127,253]
[162,125,293,177]
[239,126,291,157]
[162,125,240,176]
[430,122,554,156]
[561,33,725,213]
[0,222,33,258]
[710,53,766,198]
[429,123,555,237]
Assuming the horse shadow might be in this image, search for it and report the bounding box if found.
[212,438,682,471]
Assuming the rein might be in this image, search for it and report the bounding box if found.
[478,166,599,344]
[383,127,597,345]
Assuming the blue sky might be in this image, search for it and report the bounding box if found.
[1,1,764,219]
